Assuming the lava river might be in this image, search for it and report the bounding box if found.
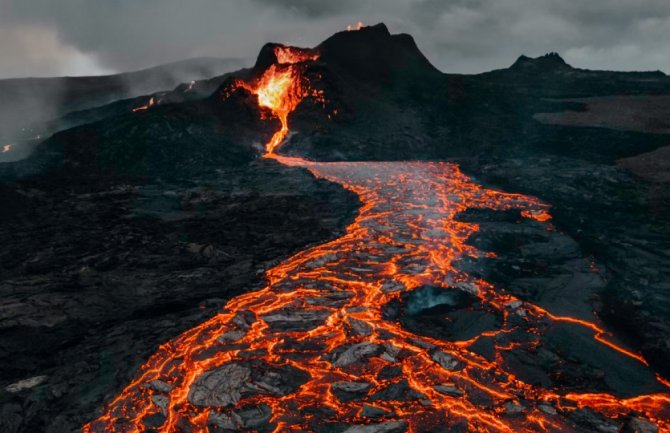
[83,156,670,433]
[84,47,670,433]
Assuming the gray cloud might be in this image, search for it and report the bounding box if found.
[249,0,360,18]
[0,22,114,78]
[1,0,669,79]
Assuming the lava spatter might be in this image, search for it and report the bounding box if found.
[232,46,324,155]
[83,47,670,433]
[274,46,319,65]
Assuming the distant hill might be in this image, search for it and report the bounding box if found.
[0,57,247,141]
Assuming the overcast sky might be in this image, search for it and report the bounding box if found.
[2,0,670,79]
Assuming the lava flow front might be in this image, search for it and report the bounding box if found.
[83,47,670,433]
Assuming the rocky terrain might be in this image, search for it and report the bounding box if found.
[0,159,357,432]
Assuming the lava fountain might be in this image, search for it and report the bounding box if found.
[83,45,670,433]
[234,46,323,155]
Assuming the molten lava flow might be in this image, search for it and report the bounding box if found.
[2,144,12,153]
[83,44,670,433]
[347,21,365,31]
[132,96,155,112]
[83,157,670,433]
[274,46,319,64]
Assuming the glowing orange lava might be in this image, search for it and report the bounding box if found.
[83,46,670,433]
[234,46,323,154]
[132,96,155,112]
[274,46,319,64]
[347,21,366,31]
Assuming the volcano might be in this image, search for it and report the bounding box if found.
[1,23,670,433]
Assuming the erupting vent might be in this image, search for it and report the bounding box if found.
[231,46,323,155]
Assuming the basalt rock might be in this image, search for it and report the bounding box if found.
[341,421,408,433]
[327,343,382,367]
[188,363,251,407]
[189,361,309,407]
[331,381,372,402]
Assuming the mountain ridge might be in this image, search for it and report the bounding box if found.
[0,57,248,142]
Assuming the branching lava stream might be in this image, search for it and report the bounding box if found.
[84,46,670,433]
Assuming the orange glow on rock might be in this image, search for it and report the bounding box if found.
[132,96,155,112]
[274,46,319,64]
[521,209,552,222]
[347,21,365,31]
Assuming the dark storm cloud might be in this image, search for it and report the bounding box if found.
[249,0,359,18]
[1,0,670,79]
